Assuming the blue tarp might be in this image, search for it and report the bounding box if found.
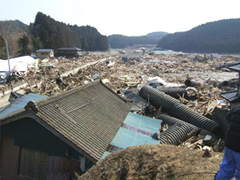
[100,113,161,160]
[0,93,47,118]
[124,113,160,133]
[111,127,160,148]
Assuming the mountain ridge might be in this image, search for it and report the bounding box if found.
[157,18,240,53]
[0,20,29,56]
[108,32,168,48]
[30,12,109,51]
[0,12,109,57]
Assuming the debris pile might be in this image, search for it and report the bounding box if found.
[1,49,240,179]
[4,51,238,99]
[178,85,229,116]
[2,50,239,155]
[78,144,223,180]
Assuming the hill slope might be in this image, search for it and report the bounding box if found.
[0,13,109,57]
[31,12,109,51]
[157,19,240,53]
[146,31,168,37]
[79,144,222,180]
[0,20,29,56]
[108,32,168,48]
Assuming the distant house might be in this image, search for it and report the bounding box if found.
[0,80,132,180]
[56,47,82,58]
[36,49,54,59]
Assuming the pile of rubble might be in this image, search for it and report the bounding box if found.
[3,51,239,153]
[78,144,223,180]
[4,51,238,98]
[1,49,240,180]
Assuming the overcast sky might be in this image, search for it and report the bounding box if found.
[0,0,239,36]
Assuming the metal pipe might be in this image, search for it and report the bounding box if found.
[185,79,201,87]
[5,40,11,72]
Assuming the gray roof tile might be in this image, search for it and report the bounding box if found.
[1,80,132,162]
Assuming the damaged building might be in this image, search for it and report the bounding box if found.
[0,80,132,180]
[0,48,239,179]
[55,47,83,58]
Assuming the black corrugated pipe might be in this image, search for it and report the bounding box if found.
[170,103,222,135]
[159,123,196,145]
[159,114,200,132]
[156,87,187,99]
[185,79,201,87]
[139,85,179,111]
[139,85,223,136]
[156,87,197,100]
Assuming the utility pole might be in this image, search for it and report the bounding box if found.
[5,40,10,72]
[5,40,12,90]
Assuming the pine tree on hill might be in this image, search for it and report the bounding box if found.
[0,35,7,59]
[18,34,31,56]
[31,12,109,51]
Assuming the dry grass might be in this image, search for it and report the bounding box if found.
[79,144,223,180]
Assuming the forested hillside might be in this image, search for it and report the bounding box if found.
[0,20,29,56]
[0,35,6,59]
[157,19,240,53]
[108,32,168,48]
[31,12,109,51]
[146,32,168,37]
[0,12,109,57]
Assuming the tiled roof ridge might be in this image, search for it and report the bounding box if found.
[36,80,101,107]
[36,79,132,108]
[1,80,132,121]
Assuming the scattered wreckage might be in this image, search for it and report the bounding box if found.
[1,50,240,159]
